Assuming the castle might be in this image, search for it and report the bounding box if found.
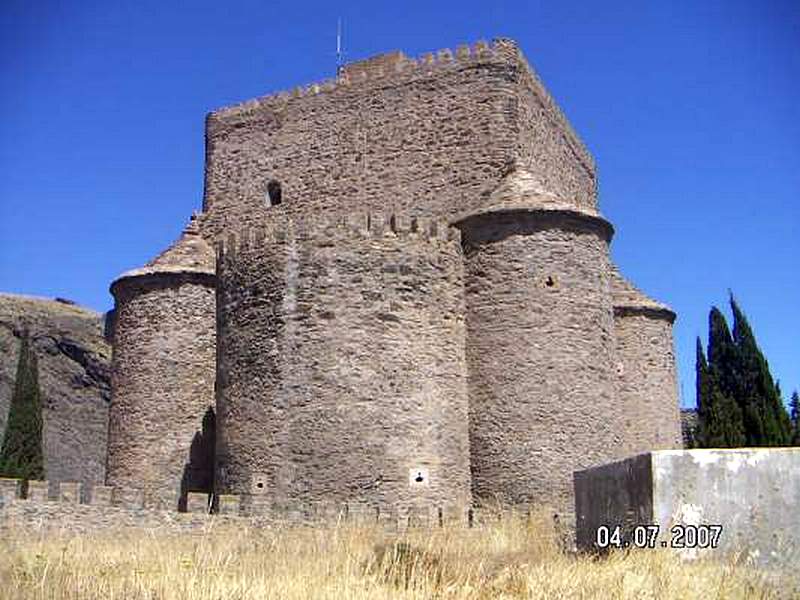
[106,38,682,518]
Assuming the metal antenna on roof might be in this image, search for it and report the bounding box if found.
[336,18,344,77]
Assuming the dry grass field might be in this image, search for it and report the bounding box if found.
[0,510,794,599]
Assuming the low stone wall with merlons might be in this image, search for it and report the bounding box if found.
[0,478,539,534]
[573,449,800,568]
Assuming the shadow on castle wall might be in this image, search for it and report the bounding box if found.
[178,407,215,512]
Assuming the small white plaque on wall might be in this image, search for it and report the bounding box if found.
[409,467,430,488]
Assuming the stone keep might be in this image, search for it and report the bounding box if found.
[107,38,682,516]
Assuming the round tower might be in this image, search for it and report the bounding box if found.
[610,268,682,453]
[215,213,471,511]
[455,168,625,515]
[107,215,216,509]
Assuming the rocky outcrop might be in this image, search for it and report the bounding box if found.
[0,293,111,489]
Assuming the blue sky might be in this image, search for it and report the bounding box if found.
[1,0,798,407]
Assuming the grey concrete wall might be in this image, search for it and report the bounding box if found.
[574,449,800,568]
[573,453,654,550]
[457,209,625,516]
[215,213,471,509]
[107,275,216,509]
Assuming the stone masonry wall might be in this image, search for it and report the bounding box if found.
[215,213,470,510]
[513,55,596,211]
[457,210,624,516]
[614,311,682,454]
[0,478,533,534]
[107,275,216,509]
[200,39,595,239]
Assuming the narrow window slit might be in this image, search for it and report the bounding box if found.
[267,180,282,206]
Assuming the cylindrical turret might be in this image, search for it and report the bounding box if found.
[107,216,216,509]
[456,168,625,516]
[215,213,471,511]
[611,268,681,453]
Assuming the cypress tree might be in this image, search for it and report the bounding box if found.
[730,296,792,446]
[707,307,739,399]
[695,338,712,432]
[696,336,745,447]
[0,331,45,479]
[790,391,800,446]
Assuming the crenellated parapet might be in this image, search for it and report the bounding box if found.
[207,38,591,174]
[1,477,528,533]
[202,38,596,229]
[215,212,461,263]
[210,40,515,120]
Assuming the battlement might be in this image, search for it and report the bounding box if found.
[0,478,547,532]
[210,39,514,120]
[215,212,462,263]
[201,36,597,229]
[206,38,592,176]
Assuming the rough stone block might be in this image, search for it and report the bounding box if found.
[90,485,113,506]
[59,482,82,503]
[0,477,22,503]
[113,487,144,509]
[407,504,434,528]
[27,480,49,502]
[241,493,271,517]
[441,504,468,527]
[347,502,375,526]
[147,488,179,511]
[574,449,800,568]
[186,492,210,514]
[314,501,343,524]
[217,494,240,516]
[376,504,396,528]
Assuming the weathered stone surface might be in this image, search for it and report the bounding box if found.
[106,219,216,509]
[216,214,470,509]
[100,37,679,517]
[456,208,623,516]
[574,449,800,568]
[201,39,595,238]
[680,408,699,448]
[611,269,682,454]
[0,293,110,490]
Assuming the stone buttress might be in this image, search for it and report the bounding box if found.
[215,213,471,511]
[107,216,217,509]
[611,268,682,453]
[455,168,626,516]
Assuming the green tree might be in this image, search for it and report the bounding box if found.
[696,337,745,447]
[790,391,800,446]
[707,307,739,399]
[0,331,45,479]
[730,296,792,446]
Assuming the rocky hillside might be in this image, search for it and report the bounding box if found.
[0,293,111,488]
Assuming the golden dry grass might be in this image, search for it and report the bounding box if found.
[0,511,793,599]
